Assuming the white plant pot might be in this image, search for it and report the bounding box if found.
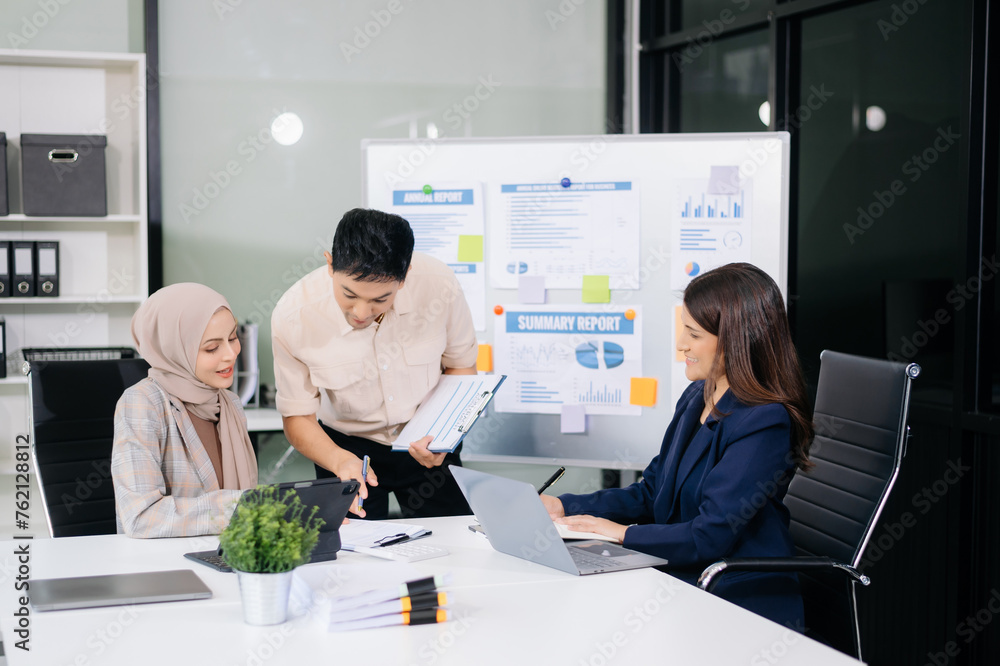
[236,569,294,625]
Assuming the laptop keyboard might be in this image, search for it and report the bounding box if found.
[569,547,628,570]
[184,551,233,573]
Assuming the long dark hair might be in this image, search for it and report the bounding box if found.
[684,263,814,471]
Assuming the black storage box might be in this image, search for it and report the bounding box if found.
[0,132,8,216]
[21,133,107,217]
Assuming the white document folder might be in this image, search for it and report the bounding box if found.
[392,374,506,452]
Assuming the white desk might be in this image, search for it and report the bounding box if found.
[0,517,863,665]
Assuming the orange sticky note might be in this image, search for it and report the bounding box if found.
[630,377,658,407]
[674,305,685,362]
[477,344,493,372]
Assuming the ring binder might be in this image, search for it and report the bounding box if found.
[35,241,59,297]
[0,318,7,379]
[0,241,11,297]
[11,241,35,297]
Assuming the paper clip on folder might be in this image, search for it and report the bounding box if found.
[457,391,494,433]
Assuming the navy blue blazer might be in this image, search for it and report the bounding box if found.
[559,381,804,628]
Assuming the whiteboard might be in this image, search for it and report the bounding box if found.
[362,133,790,470]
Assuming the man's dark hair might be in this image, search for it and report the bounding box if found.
[329,208,415,282]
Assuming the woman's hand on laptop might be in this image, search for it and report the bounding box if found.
[540,494,564,519]
[557,514,628,543]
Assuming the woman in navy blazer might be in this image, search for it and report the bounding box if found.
[542,263,814,629]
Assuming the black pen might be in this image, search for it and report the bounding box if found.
[537,467,566,494]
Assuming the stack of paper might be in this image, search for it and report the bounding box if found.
[290,561,418,619]
[293,569,453,632]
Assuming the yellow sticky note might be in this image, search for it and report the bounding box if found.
[630,377,658,407]
[458,235,484,262]
[581,275,610,303]
[477,344,493,372]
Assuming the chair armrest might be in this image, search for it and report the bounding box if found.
[697,557,870,593]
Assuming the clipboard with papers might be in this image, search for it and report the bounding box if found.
[391,374,506,453]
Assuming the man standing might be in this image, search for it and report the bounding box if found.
[271,208,478,519]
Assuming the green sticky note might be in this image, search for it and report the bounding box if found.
[582,275,610,303]
[458,235,484,262]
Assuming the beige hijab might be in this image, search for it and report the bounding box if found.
[131,283,257,490]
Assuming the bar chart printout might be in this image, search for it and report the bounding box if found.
[490,181,641,289]
[494,305,642,415]
[671,178,753,291]
[387,182,487,330]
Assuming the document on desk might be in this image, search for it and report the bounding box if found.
[392,374,506,452]
[290,562,421,618]
[339,520,430,549]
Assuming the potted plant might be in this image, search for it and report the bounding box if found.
[219,485,325,625]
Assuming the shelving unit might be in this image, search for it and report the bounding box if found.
[0,49,148,458]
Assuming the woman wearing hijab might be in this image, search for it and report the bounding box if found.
[112,283,258,538]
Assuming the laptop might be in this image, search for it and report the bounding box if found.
[450,466,669,575]
[30,569,212,611]
[185,477,359,572]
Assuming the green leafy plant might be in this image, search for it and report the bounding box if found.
[219,485,325,573]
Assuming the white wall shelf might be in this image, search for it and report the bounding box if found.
[0,295,144,305]
[0,49,148,458]
[1,214,142,224]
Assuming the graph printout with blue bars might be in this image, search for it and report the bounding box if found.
[493,305,642,416]
[678,190,746,219]
[392,188,475,255]
[386,182,487,330]
[490,181,641,289]
[672,178,753,291]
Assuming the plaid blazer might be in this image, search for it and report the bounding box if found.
[111,377,250,538]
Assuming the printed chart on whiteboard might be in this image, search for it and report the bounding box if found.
[384,182,487,330]
[489,181,641,290]
[493,305,642,416]
[671,176,753,291]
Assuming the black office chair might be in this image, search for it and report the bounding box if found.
[698,350,920,660]
[28,356,150,537]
